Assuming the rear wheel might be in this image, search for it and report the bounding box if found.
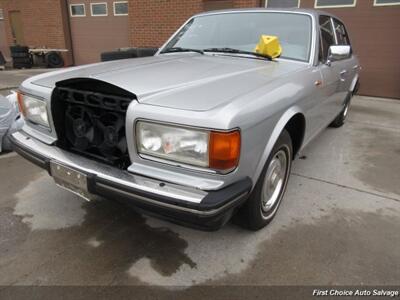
[238,129,293,230]
[330,92,352,128]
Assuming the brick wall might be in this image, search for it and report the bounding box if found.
[129,0,261,48]
[0,0,73,65]
[233,0,260,8]
[0,18,9,60]
[129,0,202,48]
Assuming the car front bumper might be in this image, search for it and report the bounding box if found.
[10,131,252,230]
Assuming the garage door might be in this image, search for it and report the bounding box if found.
[68,0,130,65]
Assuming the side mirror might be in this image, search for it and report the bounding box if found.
[326,45,351,66]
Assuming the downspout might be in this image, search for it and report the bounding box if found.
[62,0,75,65]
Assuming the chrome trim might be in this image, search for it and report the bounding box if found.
[21,125,57,145]
[13,141,47,167]
[330,17,338,45]
[135,118,240,134]
[127,162,226,190]
[98,182,248,216]
[139,154,217,174]
[11,131,207,204]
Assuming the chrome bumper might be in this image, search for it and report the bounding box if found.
[10,131,251,227]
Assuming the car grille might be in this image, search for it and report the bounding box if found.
[51,81,135,169]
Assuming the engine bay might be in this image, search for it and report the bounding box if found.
[51,79,136,169]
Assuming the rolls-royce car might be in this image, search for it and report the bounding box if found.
[9,9,360,230]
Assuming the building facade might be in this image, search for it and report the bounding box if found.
[0,0,399,99]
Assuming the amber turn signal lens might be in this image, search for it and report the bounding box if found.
[16,92,26,117]
[209,130,240,171]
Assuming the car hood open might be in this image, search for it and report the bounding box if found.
[31,54,306,111]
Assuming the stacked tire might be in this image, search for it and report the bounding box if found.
[0,51,5,70]
[10,46,32,69]
[45,51,64,68]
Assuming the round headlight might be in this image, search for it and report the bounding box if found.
[141,131,162,151]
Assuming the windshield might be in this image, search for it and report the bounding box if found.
[163,12,313,62]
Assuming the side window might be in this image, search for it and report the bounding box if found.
[333,19,350,46]
[319,15,336,62]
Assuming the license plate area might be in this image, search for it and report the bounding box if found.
[50,161,92,201]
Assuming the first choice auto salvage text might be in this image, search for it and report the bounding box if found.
[313,289,399,297]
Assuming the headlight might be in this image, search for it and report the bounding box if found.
[136,121,240,171]
[17,93,49,127]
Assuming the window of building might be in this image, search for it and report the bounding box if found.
[374,0,400,6]
[266,0,300,8]
[70,4,86,17]
[91,3,108,16]
[114,1,128,16]
[315,0,356,8]
[0,9,4,20]
[319,15,335,62]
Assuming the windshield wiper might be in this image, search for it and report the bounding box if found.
[203,47,272,60]
[161,47,204,55]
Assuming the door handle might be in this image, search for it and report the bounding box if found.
[352,65,359,70]
[314,80,322,86]
[339,70,348,81]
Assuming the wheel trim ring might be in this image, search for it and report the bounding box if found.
[261,148,290,216]
[343,101,350,119]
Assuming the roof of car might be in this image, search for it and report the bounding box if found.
[194,8,339,20]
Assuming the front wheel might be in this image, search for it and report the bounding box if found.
[238,129,293,230]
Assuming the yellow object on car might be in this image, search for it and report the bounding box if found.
[254,35,282,59]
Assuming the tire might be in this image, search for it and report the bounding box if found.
[13,64,32,69]
[329,92,352,128]
[45,51,64,68]
[11,52,30,58]
[10,46,31,69]
[13,56,33,69]
[238,129,293,230]
[10,45,29,53]
[13,57,32,64]
[0,51,5,66]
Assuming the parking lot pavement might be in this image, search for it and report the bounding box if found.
[0,69,399,290]
[0,68,53,90]
[0,69,54,97]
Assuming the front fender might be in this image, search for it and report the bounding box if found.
[251,106,304,189]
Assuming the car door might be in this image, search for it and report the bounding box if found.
[317,15,344,126]
[332,18,358,102]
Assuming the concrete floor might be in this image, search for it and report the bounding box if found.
[0,70,399,291]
